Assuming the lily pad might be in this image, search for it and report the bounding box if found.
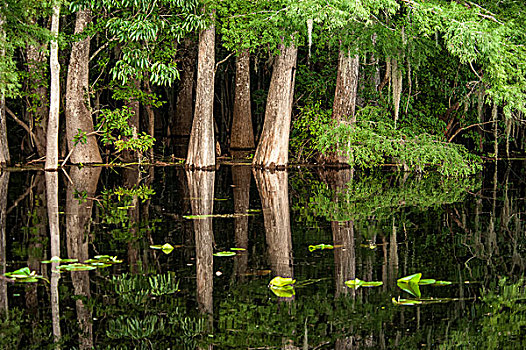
[432,280,453,286]
[345,278,383,289]
[397,281,422,298]
[230,247,246,251]
[269,276,295,287]
[269,285,295,298]
[308,244,334,252]
[397,273,422,284]
[58,263,97,272]
[150,243,175,254]
[4,267,46,283]
[392,297,423,306]
[418,279,437,285]
[41,256,79,264]
[213,251,236,257]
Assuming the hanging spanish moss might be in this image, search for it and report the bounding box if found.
[391,57,403,129]
[307,18,313,64]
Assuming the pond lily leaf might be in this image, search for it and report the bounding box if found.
[432,280,453,286]
[58,263,97,272]
[85,255,123,264]
[345,278,383,289]
[41,256,79,264]
[230,247,246,251]
[4,267,32,278]
[150,243,174,254]
[419,279,437,285]
[15,277,41,283]
[308,244,334,252]
[397,273,422,284]
[269,276,296,287]
[397,281,422,298]
[213,251,236,257]
[269,285,295,298]
[392,297,423,306]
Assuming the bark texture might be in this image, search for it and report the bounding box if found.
[230,50,255,152]
[324,49,359,165]
[65,9,102,164]
[187,23,215,169]
[66,167,101,349]
[254,170,293,282]
[232,166,251,279]
[0,172,9,312]
[187,170,215,315]
[0,15,9,166]
[174,38,196,137]
[45,5,61,170]
[253,44,297,168]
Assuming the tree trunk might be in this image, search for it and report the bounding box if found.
[253,44,297,168]
[232,166,251,280]
[324,48,360,165]
[0,15,9,166]
[0,171,9,312]
[230,49,255,154]
[66,167,101,349]
[144,80,155,162]
[187,21,215,169]
[391,57,403,129]
[45,171,61,341]
[65,9,102,164]
[45,4,61,170]
[254,170,293,292]
[25,43,49,158]
[122,79,141,162]
[173,38,196,138]
[186,170,215,315]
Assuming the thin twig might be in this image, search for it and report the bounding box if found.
[215,52,234,73]
[448,120,494,142]
[5,106,37,145]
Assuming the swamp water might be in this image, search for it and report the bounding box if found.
[1,163,526,349]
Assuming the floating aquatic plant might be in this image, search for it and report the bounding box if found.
[268,276,296,298]
[150,243,175,254]
[308,244,334,252]
[397,273,453,297]
[41,256,78,264]
[345,278,383,289]
[213,251,236,257]
[57,255,122,272]
[4,267,47,283]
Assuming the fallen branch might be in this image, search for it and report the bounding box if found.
[5,106,37,145]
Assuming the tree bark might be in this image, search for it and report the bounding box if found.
[66,167,101,349]
[45,4,61,170]
[230,49,255,154]
[254,169,293,295]
[324,48,360,165]
[0,14,9,166]
[187,20,215,169]
[186,170,215,315]
[65,9,102,164]
[253,44,297,168]
[25,42,49,158]
[391,57,403,129]
[0,171,9,312]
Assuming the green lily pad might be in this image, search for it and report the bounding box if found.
[269,285,295,298]
[15,277,41,283]
[213,251,237,257]
[345,278,383,289]
[4,267,32,278]
[419,279,437,285]
[392,297,423,306]
[269,276,296,287]
[230,247,246,251]
[397,281,422,298]
[308,244,334,252]
[432,280,453,286]
[58,263,97,272]
[397,273,422,284]
[41,256,79,264]
[150,243,174,254]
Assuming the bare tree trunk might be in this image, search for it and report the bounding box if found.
[25,43,49,158]
[187,170,215,316]
[0,171,9,313]
[325,48,360,165]
[65,9,102,164]
[230,49,255,154]
[66,167,101,349]
[173,38,196,142]
[0,15,9,166]
[45,4,61,170]
[232,166,251,280]
[144,80,155,162]
[254,170,293,299]
[187,19,215,169]
[253,44,297,168]
[45,171,61,341]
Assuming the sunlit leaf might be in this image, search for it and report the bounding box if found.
[269,276,295,287]
[230,247,246,251]
[213,251,237,257]
[392,297,423,306]
[345,278,383,289]
[4,267,32,278]
[270,285,295,298]
[397,273,422,284]
[397,281,422,298]
[150,243,174,254]
[308,244,334,252]
[419,279,437,285]
[58,263,97,272]
[41,256,79,264]
[432,280,453,286]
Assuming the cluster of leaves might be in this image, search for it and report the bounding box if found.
[316,114,482,176]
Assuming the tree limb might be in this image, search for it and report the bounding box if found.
[5,106,37,145]
[448,120,494,142]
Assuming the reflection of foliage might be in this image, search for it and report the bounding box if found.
[303,174,479,223]
[98,273,204,349]
[444,279,526,349]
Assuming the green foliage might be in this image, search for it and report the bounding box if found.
[315,109,482,176]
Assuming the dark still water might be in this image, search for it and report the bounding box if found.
[1,163,526,349]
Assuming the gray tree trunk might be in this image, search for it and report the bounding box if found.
[230,49,255,154]
[187,21,215,169]
[45,5,61,170]
[253,44,297,168]
[324,48,359,165]
[65,9,102,164]
[0,171,9,312]
[0,15,9,166]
